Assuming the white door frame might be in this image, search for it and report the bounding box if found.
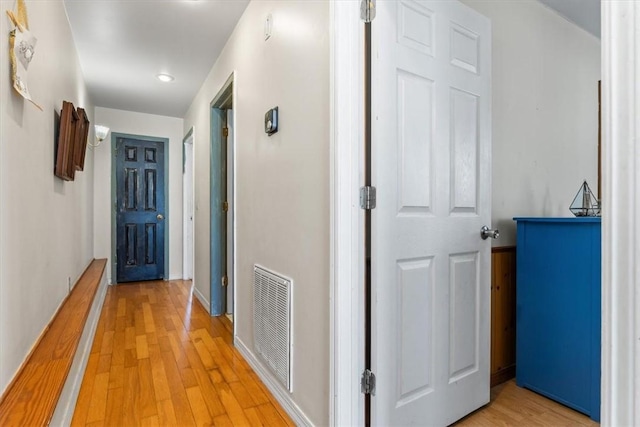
[330,1,365,425]
[183,128,195,281]
[226,109,235,316]
[331,1,634,425]
[209,74,234,316]
[601,2,640,425]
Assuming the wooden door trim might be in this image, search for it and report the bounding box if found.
[111,132,170,284]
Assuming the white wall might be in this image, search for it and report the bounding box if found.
[183,1,330,424]
[462,0,601,245]
[0,0,94,395]
[93,107,184,282]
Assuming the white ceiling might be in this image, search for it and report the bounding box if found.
[64,0,249,118]
[538,0,601,38]
[64,0,599,119]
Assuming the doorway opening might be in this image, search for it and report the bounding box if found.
[209,75,235,321]
[183,128,194,281]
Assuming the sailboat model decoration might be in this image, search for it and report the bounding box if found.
[570,180,600,217]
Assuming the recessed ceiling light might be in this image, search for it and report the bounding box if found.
[157,73,175,82]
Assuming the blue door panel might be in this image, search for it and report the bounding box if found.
[116,138,165,282]
[210,108,225,315]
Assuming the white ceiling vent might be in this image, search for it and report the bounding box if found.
[253,265,292,391]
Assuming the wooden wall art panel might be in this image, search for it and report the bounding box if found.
[74,107,90,171]
[54,100,77,181]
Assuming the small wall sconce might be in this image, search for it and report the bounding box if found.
[91,125,110,147]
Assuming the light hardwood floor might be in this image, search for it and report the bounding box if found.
[455,380,599,426]
[72,279,293,426]
[73,279,597,426]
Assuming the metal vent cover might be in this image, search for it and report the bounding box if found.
[253,265,292,391]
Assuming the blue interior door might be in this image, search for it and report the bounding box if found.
[210,108,226,315]
[116,137,165,282]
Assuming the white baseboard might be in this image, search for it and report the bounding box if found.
[51,268,108,426]
[192,283,210,314]
[235,337,313,427]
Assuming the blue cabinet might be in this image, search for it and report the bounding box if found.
[513,217,600,421]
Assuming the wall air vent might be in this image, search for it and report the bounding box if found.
[253,265,292,391]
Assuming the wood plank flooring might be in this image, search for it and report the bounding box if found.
[455,380,599,426]
[74,279,597,426]
[72,280,293,426]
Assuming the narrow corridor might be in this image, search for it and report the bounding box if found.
[72,280,293,426]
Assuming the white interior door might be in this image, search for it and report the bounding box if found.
[372,1,491,425]
[183,135,194,280]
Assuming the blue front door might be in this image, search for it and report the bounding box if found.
[116,137,165,282]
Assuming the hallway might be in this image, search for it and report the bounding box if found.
[71,280,293,426]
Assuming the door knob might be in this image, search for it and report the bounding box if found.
[157,214,164,221]
[481,226,499,240]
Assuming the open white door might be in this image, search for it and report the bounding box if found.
[183,133,194,281]
[371,1,492,425]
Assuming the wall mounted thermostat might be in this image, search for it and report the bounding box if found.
[265,107,278,136]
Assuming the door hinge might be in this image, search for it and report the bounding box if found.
[223,201,229,212]
[360,0,376,22]
[223,127,229,137]
[361,369,376,395]
[360,186,376,210]
[221,275,228,287]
